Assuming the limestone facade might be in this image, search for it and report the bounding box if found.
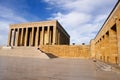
[40,45,90,59]
[91,0,120,64]
[7,20,70,46]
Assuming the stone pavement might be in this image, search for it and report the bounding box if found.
[0,56,120,80]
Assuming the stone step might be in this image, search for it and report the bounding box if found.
[0,46,50,59]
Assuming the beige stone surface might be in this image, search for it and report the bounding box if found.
[0,56,120,80]
[91,1,120,65]
[0,47,49,59]
[90,39,95,58]
[40,45,90,59]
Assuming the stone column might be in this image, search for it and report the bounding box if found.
[20,28,24,46]
[7,28,12,46]
[109,27,118,64]
[13,29,16,46]
[56,29,58,45]
[35,27,39,46]
[11,29,14,46]
[101,37,105,62]
[31,27,34,46]
[53,26,56,45]
[116,20,120,65]
[47,26,50,45]
[25,28,28,46]
[58,31,60,45]
[49,27,52,45]
[40,27,44,45]
[104,33,110,62]
[16,28,20,46]
[102,36,106,62]
[22,28,25,46]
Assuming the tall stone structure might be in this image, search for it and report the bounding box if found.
[7,20,70,47]
[91,0,120,65]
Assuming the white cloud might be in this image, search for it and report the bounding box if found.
[44,0,117,44]
[0,22,9,45]
[48,12,106,44]
[49,12,92,28]
[0,6,28,23]
[44,0,116,13]
[0,6,28,45]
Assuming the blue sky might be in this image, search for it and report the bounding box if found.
[0,0,118,45]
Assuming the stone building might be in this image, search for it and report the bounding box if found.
[7,20,70,47]
[91,0,120,64]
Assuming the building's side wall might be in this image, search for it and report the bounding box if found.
[117,19,120,66]
[93,1,120,64]
[56,22,70,45]
[40,45,90,58]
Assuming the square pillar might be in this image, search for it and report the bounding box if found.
[31,27,34,46]
[47,26,50,45]
[53,26,56,45]
[49,27,52,45]
[22,28,26,46]
[16,28,20,46]
[40,27,44,45]
[56,29,58,45]
[25,28,28,46]
[20,28,24,46]
[7,28,12,46]
[58,31,60,45]
[104,33,110,62]
[35,27,39,46]
[13,29,16,46]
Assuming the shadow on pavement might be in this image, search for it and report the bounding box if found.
[45,53,58,58]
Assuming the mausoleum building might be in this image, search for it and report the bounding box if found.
[7,20,70,47]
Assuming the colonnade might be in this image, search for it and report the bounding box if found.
[90,0,120,65]
[95,24,118,64]
[7,26,56,47]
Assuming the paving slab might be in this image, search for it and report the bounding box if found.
[0,56,120,80]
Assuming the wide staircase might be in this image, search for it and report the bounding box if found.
[0,46,50,59]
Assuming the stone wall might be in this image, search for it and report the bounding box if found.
[40,45,90,59]
[92,1,120,64]
[90,40,95,58]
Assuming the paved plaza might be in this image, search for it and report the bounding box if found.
[0,56,120,80]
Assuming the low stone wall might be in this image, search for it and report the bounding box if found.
[40,45,90,59]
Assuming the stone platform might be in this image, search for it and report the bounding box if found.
[0,47,49,59]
